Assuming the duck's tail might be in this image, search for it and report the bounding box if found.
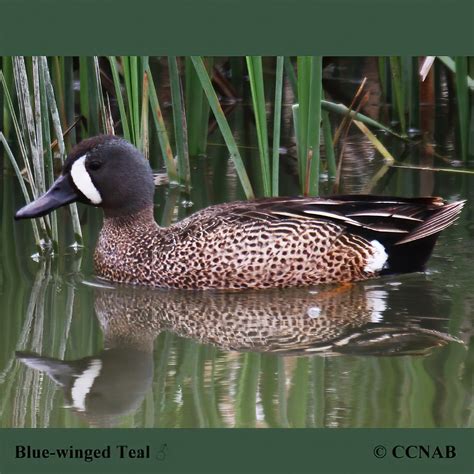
[394,200,466,245]
[382,200,465,274]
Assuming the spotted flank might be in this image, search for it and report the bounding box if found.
[94,195,465,289]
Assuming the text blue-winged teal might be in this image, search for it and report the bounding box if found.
[15,135,465,290]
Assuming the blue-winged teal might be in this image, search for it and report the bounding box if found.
[15,135,465,289]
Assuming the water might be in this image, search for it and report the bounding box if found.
[0,60,473,428]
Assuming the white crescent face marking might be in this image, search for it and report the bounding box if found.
[70,155,102,204]
[364,240,388,274]
[71,359,102,412]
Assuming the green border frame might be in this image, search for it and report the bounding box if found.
[0,0,473,473]
[0,0,473,55]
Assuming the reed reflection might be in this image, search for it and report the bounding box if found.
[15,274,460,426]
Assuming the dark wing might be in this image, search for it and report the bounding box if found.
[220,195,465,246]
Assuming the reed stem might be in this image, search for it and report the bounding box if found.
[185,57,212,157]
[191,56,254,199]
[168,56,191,188]
[41,57,83,243]
[389,56,407,135]
[272,57,284,196]
[246,56,271,196]
[0,133,41,247]
[297,56,322,196]
[146,65,178,182]
[108,56,131,141]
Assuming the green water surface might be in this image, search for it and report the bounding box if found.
[0,64,473,428]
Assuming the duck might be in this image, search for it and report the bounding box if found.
[15,135,465,290]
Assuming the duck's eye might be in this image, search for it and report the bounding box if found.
[88,161,102,171]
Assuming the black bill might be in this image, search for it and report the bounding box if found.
[15,174,81,220]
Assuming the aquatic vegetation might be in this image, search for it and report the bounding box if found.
[1,260,470,428]
[0,56,473,251]
[271,56,284,196]
[0,57,83,250]
[0,57,472,432]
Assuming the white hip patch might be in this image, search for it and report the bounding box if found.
[70,155,102,204]
[71,359,102,412]
[364,240,388,274]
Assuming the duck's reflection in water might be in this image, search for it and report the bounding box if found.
[17,279,461,426]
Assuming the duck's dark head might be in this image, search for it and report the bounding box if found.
[15,135,155,220]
